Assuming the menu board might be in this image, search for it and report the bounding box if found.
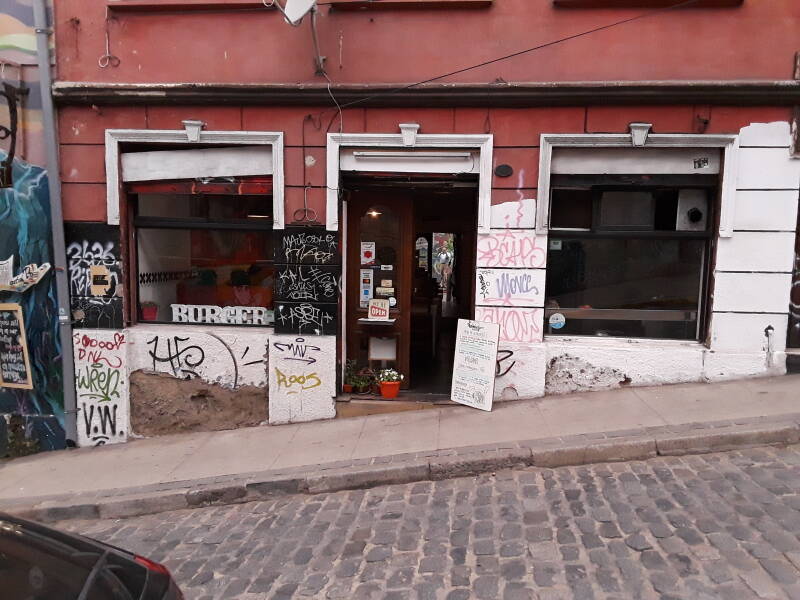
[0,303,33,389]
[450,319,499,412]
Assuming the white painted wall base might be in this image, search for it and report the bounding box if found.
[127,324,271,389]
[540,338,785,396]
[269,334,336,424]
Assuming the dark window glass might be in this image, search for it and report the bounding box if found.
[545,238,704,340]
[550,189,592,229]
[138,194,272,223]
[545,184,713,341]
[134,193,274,326]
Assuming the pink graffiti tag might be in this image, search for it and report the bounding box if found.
[72,332,125,368]
[477,231,546,269]
[475,307,542,343]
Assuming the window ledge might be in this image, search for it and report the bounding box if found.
[107,0,274,12]
[545,335,705,349]
[329,0,492,10]
[554,0,743,7]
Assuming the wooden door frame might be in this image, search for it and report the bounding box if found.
[326,130,494,232]
[345,194,413,387]
[328,129,494,390]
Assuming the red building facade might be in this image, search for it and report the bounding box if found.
[52,0,800,444]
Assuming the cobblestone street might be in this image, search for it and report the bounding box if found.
[61,445,800,599]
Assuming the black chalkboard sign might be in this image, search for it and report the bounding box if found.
[0,303,33,389]
[274,265,340,303]
[274,302,338,336]
[274,227,340,265]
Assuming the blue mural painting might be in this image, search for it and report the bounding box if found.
[0,151,65,452]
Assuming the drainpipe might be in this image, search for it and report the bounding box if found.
[33,0,78,445]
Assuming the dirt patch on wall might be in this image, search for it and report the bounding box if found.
[130,371,268,436]
[545,354,631,395]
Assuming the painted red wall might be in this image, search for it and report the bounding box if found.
[58,104,792,223]
[54,1,798,85]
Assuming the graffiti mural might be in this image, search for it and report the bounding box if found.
[274,229,339,265]
[269,333,335,424]
[476,268,545,307]
[475,306,543,344]
[274,264,340,303]
[64,223,123,329]
[128,325,269,389]
[477,230,547,269]
[0,153,64,451]
[73,330,127,446]
[275,302,337,336]
[273,226,341,336]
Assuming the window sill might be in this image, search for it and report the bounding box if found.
[545,335,705,349]
[107,0,274,12]
[554,0,743,7]
[329,0,492,10]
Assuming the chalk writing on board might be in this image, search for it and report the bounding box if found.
[275,229,339,265]
[275,302,337,336]
[0,303,33,389]
[274,265,340,302]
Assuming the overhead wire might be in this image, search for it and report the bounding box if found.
[315,0,702,116]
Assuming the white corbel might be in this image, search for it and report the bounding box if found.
[182,119,206,143]
[399,123,420,147]
[629,122,652,147]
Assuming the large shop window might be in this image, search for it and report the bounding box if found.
[544,176,715,341]
[132,189,274,326]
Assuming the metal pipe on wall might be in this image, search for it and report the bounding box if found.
[33,0,78,444]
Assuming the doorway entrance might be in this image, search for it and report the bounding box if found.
[344,173,478,395]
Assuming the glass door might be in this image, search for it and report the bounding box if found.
[346,195,413,388]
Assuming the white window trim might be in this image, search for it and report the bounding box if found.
[326,132,494,232]
[105,129,285,227]
[536,133,740,237]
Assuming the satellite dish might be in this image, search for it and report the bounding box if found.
[283,0,317,26]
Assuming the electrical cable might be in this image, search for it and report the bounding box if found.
[317,0,702,115]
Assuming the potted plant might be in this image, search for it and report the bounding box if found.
[343,360,357,393]
[352,374,372,394]
[352,367,376,394]
[377,368,404,399]
[140,301,158,321]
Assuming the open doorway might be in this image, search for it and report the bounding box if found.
[343,172,478,398]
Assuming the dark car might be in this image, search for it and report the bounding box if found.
[0,512,183,600]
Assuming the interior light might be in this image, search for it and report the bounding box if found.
[247,214,272,219]
[368,210,382,217]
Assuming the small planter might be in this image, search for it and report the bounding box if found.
[380,381,401,399]
[140,304,158,321]
[342,384,353,393]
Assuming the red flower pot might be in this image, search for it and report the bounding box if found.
[380,381,401,399]
[140,305,158,321]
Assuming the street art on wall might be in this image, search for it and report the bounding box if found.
[274,229,339,265]
[269,334,335,424]
[73,330,128,446]
[273,226,341,336]
[477,230,547,269]
[64,223,124,329]
[128,325,269,389]
[475,306,543,344]
[0,152,64,451]
[476,268,545,307]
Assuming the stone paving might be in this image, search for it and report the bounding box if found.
[60,445,800,599]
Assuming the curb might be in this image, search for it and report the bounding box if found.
[3,416,800,523]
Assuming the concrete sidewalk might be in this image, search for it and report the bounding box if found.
[1,375,799,521]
